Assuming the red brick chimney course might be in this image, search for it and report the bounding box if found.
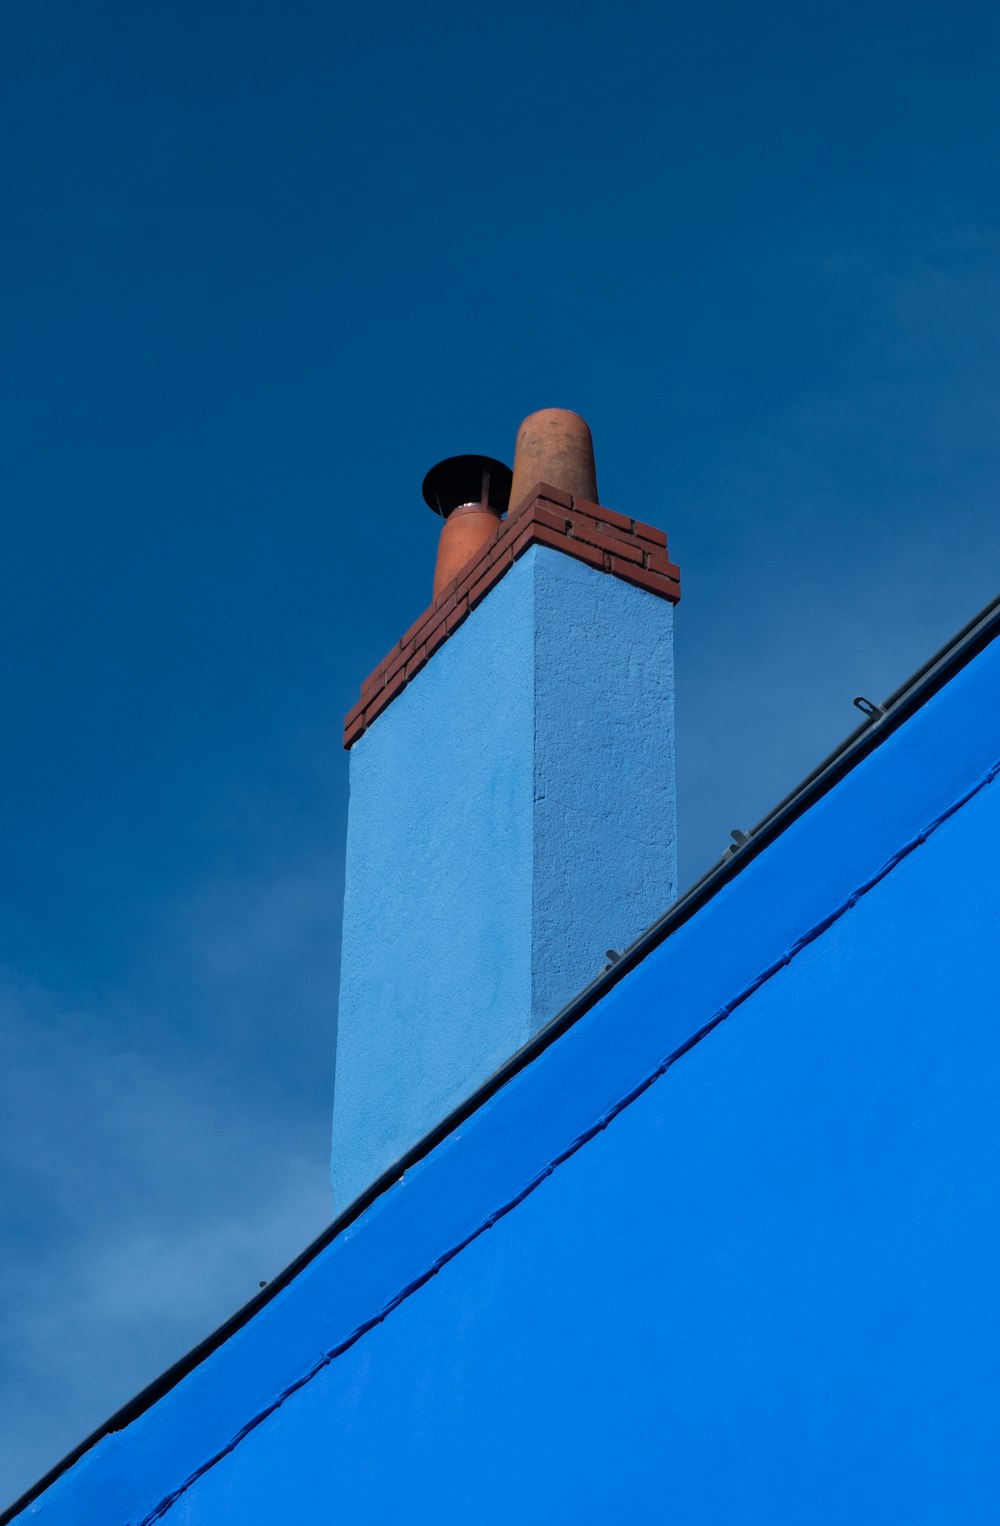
[344,484,681,749]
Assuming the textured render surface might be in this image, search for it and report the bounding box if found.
[14,631,1000,1526]
[532,550,676,1022]
[332,556,536,1210]
[332,544,676,1208]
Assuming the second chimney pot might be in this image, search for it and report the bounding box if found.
[422,454,512,602]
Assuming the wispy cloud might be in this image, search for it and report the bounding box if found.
[0,917,334,1506]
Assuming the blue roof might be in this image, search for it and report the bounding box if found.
[7,595,1000,1524]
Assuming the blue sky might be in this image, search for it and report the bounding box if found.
[2,0,1000,1503]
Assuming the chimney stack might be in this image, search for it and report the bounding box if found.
[334,412,680,1206]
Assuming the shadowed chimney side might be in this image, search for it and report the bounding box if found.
[333,411,680,1207]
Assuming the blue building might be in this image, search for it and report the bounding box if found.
[5,411,999,1524]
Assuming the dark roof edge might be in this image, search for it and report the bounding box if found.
[5,587,1000,1525]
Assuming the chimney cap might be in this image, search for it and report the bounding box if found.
[421,454,512,519]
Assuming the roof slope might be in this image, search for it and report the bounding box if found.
[6,596,1000,1524]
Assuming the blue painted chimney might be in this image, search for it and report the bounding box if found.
[333,411,680,1206]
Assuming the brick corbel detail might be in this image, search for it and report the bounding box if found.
[344,484,681,749]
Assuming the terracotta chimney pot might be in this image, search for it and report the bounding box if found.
[509,409,599,514]
[422,454,512,602]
